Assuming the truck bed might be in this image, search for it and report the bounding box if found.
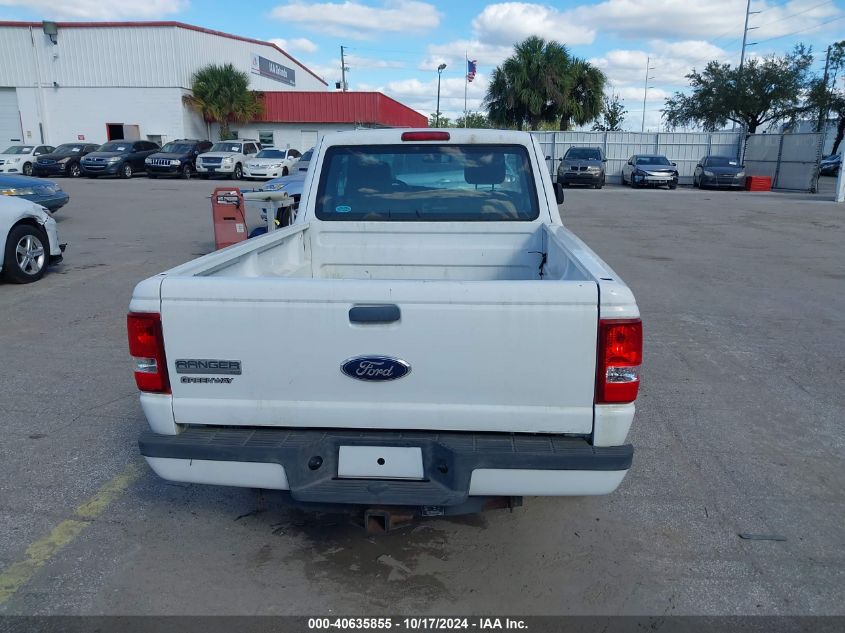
[174,221,592,282]
[148,221,605,435]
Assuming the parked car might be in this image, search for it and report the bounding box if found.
[0,174,69,212]
[196,140,261,180]
[33,143,100,178]
[293,147,313,173]
[244,148,301,180]
[132,129,641,517]
[0,196,64,283]
[145,139,213,179]
[622,154,678,189]
[81,140,159,178]
[556,146,606,188]
[693,155,746,189]
[0,145,55,176]
[820,154,841,176]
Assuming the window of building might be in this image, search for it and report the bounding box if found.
[259,131,275,147]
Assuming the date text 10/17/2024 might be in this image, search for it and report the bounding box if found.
[308,618,528,630]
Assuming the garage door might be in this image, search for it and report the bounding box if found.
[0,88,23,145]
[301,129,318,150]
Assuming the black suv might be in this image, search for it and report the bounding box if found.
[557,146,606,189]
[33,143,100,178]
[80,140,160,179]
[145,139,213,179]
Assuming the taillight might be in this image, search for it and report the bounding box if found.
[596,318,642,404]
[127,312,170,393]
[401,131,450,141]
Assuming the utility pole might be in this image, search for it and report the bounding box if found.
[734,0,760,132]
[340,45,348,91]
[641,56,655,132]
[817,45,832,133]
[738,0,759,74]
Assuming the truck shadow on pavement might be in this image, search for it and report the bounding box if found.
[233,490,492,608]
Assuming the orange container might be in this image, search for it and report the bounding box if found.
[745,176,772,192]
[211,187,248,250]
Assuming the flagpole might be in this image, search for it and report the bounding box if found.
[464,51,468,127]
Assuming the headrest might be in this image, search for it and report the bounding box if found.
[464,152,505,185]
[347,159,392,193]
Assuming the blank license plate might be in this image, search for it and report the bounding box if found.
[337,446,424,479]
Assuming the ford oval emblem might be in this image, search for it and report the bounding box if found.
[341,356,411,382]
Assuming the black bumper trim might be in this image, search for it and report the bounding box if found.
[139,427,633,506]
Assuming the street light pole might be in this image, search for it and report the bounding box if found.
[436,63,446,127]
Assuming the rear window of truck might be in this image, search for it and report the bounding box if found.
[315,144,539,221]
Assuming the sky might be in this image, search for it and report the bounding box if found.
[1,0,844,130]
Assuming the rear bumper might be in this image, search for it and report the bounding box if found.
[139,427,632,505]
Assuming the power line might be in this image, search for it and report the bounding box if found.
[754,0,835,28]
[753,12,845,45]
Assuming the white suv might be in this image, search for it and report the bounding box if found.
[196,140,260,180]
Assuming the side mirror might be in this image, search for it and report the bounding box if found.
[602,158,607,162]
[671,162,677,166]
[553,182,565,205]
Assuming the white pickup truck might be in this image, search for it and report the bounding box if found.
[129,129,641,519]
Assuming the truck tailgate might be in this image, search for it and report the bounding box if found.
[160,276,598,435]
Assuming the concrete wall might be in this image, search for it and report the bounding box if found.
[221,122,359,151]
[0,24,326,92]
[0,23,327,146]
[533,130,744,185]
[16,86,194,146]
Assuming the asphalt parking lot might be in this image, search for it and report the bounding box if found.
[1,175,843,616]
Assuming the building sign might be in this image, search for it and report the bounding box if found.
[251,54,296,86]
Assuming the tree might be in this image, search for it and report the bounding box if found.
[592,94,627,131]
[484,36,570,130]
[184,63,263,140]
[663,46,814,133]
[484,36,606,131]
[454,111,491,128]
[806,40,845,154]
[559,59,607,131]
[428,113,453,127]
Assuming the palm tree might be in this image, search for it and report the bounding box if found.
[484,36,570,130]
[558,59,606,131]
[184,64,263,140]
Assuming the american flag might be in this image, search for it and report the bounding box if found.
[466,59,477,83]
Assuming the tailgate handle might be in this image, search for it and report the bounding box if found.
[349,305,401,324]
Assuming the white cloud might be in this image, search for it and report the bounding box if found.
[420,39,514,70]
[574,0,843,42]
[268,37,318,54]
[346,53,405,69]
[271,0,441,40]
[472,2,595,47]
[380,75,490,119]
[0,0,188,19]
[305,61,340,84]
[591,40,732,89]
